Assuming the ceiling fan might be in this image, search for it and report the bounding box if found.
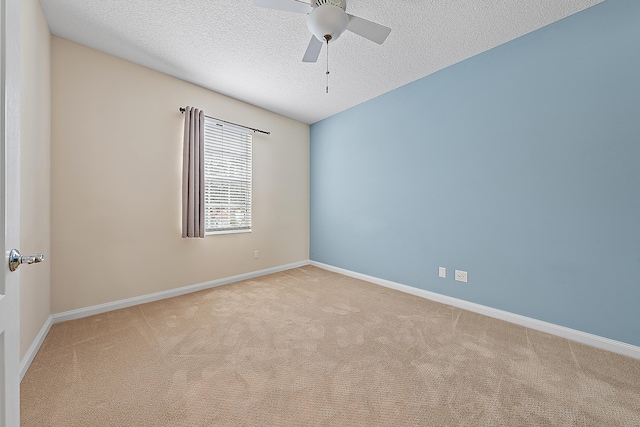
[254,0,392,63]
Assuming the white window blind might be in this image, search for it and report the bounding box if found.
[204,117,252,233]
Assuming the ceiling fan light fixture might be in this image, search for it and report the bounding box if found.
[307,5,349,42]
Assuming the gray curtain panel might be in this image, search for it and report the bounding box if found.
[182,106,206,238]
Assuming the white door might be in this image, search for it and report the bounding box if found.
[0,0,21,425]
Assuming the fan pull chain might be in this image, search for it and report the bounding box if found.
[326,37,330,93]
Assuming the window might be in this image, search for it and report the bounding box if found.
[204,117,252,234]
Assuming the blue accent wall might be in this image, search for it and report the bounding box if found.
[310,0,640,346]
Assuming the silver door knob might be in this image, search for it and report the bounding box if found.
[9,249,44,272]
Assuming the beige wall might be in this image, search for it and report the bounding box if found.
[20,0,52,358]
[51,37,310,313]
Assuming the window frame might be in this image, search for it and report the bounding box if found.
[203,117,253,236]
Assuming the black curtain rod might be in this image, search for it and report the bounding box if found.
[179,107,270,135]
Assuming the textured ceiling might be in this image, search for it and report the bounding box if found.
[40,0,603,124]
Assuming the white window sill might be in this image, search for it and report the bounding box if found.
[206,229,252,236]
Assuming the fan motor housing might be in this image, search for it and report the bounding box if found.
[308,2,349,42]
[314,0,346,10]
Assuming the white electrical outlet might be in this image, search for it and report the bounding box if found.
[455,270,468,283]
[253,250,259,259]
[439,267,446,278]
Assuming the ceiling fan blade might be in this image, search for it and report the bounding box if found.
[302,36,323,63]
[254,0,312,14]
[346,14,391,45]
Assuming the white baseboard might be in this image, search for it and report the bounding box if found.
[53,260,310,324]
[310,261,640,360]
[20,314,53,382]
[22,258,637,383]
[20,260,310,381]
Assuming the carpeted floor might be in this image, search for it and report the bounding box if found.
[21,266,640,426]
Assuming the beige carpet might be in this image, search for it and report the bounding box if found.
[21,266,640,426]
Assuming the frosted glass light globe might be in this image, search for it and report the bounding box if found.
[307,5,349,42]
